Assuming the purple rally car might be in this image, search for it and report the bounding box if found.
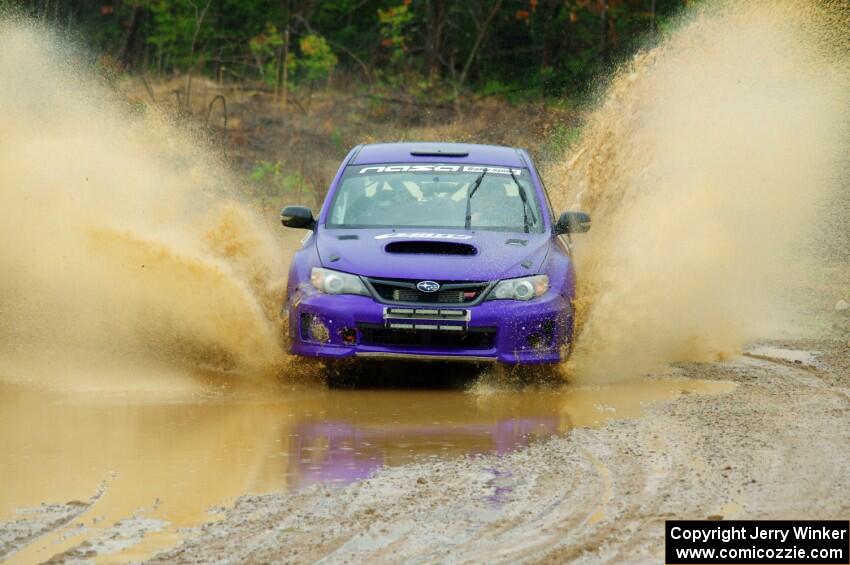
[280,142,590,367]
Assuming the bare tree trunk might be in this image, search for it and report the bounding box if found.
[327,39,373,90]
[65,7,73,38]
[184,0,212,114]
[426,0,447,82]
[282,26,290,111]
[650,0,657,34]
[139,73,156,104]
[457,0,502,88]
[281,0,291,112]
[274,44,282,101]
[446,53,463,118]
[118,7,139,67]
[142,9,150,74]
[600,0,609,65]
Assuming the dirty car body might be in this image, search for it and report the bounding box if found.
[280,142,590,366]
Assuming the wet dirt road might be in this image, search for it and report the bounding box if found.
[1,339,848,563]
[0,369,729,563]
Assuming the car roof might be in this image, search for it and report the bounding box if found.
[350,142,527,168]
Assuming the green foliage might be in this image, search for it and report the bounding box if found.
[294,34,338,86]
[329,128,345,156]
[249,23,284,86]
[140,0,213,68]
[249,160,312,204]
[378,3,414,68]
[248,160,280,184]
[544,124,581,156]
[480,79,510,97]
[33,0,688,100]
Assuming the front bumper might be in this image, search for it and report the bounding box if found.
[287,290,573,365]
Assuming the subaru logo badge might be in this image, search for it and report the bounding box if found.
[417,280,440,293]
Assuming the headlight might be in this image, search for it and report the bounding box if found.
[310,267,369,296]
[487,275,549,301]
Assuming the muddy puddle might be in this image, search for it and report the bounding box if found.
[0,374,733,562]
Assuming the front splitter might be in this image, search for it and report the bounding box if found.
[354,351,497,363]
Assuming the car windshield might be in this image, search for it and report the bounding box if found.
[326,164,544,233]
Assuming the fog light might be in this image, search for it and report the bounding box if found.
[340,328,357,345]
[309,318,330,343]
[526,332,544,349]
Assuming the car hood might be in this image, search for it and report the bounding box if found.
[315,228,551,281]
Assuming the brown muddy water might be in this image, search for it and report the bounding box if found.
[0,374,732,562]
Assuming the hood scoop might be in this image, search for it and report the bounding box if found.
[384,240,478,256]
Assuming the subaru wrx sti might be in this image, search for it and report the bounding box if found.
[280,142,590,368]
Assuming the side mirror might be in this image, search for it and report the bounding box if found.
[280,205,316,230]
[555,211,591,235]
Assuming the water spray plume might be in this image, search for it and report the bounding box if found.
[0,20,291,383]
[552,1,849,382]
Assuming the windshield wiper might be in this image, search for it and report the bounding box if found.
[510,170,535,233]
[464,170,488,230]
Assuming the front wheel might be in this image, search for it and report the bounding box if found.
[488,363,566,387]
[285,356,357,386]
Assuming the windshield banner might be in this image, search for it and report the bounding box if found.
[357,164,523,176]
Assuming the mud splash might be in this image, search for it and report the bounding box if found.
[0,21,290,380]
[551,1,850,381]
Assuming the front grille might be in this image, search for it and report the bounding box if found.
[392,289,419,302]
[390,289,467,302]
[358,324,496,350]
[368,278,489,304]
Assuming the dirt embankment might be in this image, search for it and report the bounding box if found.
[145,339,849,564]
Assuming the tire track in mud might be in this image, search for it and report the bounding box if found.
[536,352,850,563]
[743,351,850,402]
[0,481,108,562]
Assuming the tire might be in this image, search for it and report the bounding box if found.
[323,359,362,388]
[286,356,357,386]
[491,362,565,387]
